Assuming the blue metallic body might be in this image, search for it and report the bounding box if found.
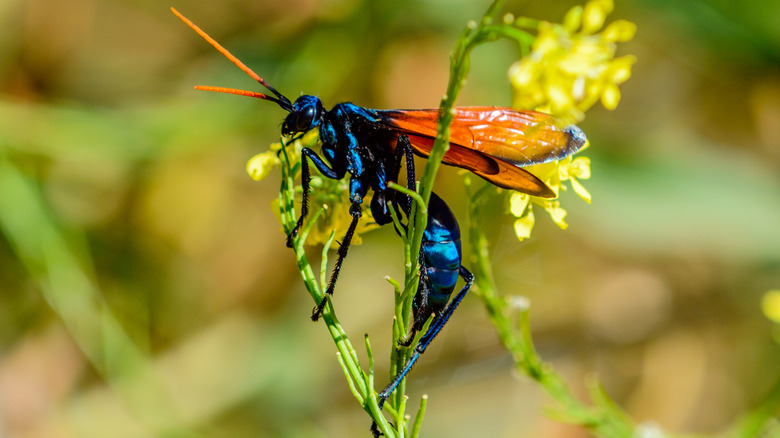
[417,192,465,329]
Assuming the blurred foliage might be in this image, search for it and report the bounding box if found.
[0,0,779,437]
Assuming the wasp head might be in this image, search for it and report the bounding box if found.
[283,95,324,136]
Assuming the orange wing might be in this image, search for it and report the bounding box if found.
[379,107,587,197]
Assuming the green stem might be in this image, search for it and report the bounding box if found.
[411,394,428,438]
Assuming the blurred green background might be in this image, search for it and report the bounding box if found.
[1,0,779,437]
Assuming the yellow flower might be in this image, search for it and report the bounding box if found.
[508,0,636,124]
[764,290,780,344]
[246,137,289,181]
[246,150,279,181]
[508,142,592,241]
[561,155,592,203]
[513,206,535,240]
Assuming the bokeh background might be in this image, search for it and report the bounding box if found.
[1,0,779,437]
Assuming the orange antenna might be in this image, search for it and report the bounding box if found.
[171,7,292,110]
[194,85,275,99]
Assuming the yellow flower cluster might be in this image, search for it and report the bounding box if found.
[508,0,636,124]
[247,132,378,246]
[509,142,592,240]
[504,0,635,241]
[246,147,281,182]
